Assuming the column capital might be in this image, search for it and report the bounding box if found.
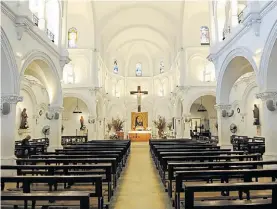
[256,91,277,101]
[48,105,64,114]
[214,104,232,111]
[1,94,23,105]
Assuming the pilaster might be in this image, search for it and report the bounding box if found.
[214,104,232,149]
[48,105,63,151]
[256,91,277,161]
[1,94,23,172]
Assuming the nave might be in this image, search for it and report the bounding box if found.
[110,142,172,209]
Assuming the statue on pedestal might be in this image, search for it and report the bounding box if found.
[20,108,29,129]
[253,104,260,125]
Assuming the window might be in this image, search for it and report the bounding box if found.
[63,63,75,84]
[200,26,210,45]
[113,59,119,74]
[160,60,165,73]
[136,63,142,76]
[68,27,77,48]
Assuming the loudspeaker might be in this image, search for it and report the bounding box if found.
[172,117,175,129]
[266,100,276,111]
[54,112,59,120]
[1,103,10,115]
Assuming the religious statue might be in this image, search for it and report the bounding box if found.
[80,116,84,130]
[253,104,260,125]
[20,108,29,129]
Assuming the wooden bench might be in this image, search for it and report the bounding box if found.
[1,175,104,209]
[183,182,277,209]
[1,191,90,209]
[174,168,277,209]
[167,160,277,197]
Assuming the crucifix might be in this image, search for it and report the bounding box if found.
[130,86,148,112]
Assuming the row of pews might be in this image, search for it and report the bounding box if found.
[231,135,265,155]
[1,139,131,209]
[15,138,49,157]
[150,139,277,209]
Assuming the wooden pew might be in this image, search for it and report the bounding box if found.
[1,175,104,209]
[174,168,277,209]
[167,160,277,198]
[1,163,113,201]
[16,158,119,188]
[183,182,277,209]
[1,191,90,209]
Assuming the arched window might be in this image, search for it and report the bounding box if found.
[63,63,75,84]
[160,60,165,73]
[68,27,77,48]
[136,63,142,76]
[200,26,210,45]
[113,59,118,74]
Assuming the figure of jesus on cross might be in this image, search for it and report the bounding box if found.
[130,86,148,112]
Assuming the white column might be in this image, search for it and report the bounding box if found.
[175,117,183,138]
[38,0,46,31]
[210,1,218,44]
[92,50,99,87]
[215,104,232,149]
[61,1,68,48]
[183,114,191,138]
[179,48,185,86]
[48,105,63,151]
[257,92,277,161]
[223,0,231,36]
[1,95,23,175]
[87,116,96,140]
[231,0,238,27]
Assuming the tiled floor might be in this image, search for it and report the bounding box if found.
[110,142,173,209]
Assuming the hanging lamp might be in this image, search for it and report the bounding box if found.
[197,97,207,112]
[73,99,82,113]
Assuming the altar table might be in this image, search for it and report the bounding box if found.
[128,131,151,142]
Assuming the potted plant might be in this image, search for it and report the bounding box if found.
[153,116,166,138]
[112,117,125,139]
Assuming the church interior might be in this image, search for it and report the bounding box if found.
[1,0,277,208]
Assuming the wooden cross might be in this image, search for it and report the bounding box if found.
[130,86,148,112]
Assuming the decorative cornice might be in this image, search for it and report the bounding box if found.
[256,92,277,101]
[214,104,232,111]
[1,94,23,105]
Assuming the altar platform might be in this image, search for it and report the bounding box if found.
[128,131,151,142]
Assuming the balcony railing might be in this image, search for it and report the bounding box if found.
[46,29,55,43]
[238,10,244,24]
[222,26,231,40]
[32,14,39,27]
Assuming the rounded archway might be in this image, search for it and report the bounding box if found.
[189,95,217,136]
[217,50,259,104]
[62,97,89,136]
[20,51,62,106]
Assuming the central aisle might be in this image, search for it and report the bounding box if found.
[110,142,173,209]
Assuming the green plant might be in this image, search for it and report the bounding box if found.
[112,117,125,131]
[153,116,166,138]
[167,122,172,131]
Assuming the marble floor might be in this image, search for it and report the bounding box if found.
[110,142,173,209]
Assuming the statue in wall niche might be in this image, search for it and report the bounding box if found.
[80,116,85,130]
[20,108,29,129]
[253,104,260,126]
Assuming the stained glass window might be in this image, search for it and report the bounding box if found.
[113,59,118,74]
[68,27,77,48]
[160,60,165,73]
[136,63,142,76]
[200,26,210,45]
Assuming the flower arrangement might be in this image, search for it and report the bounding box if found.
[153,116,166,138]
[112,117,125,132]
[109,133,119,139]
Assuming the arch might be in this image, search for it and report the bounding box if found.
[98,4,177,32]
[106,25,171,52]
[259,19,277,91]
[241,81,258,114]
[20,50,62,106]
[1,27,20,94]
[63,93,93,115]
[21,83,38,110]
[184,90,216,115]
[216,47,260,104]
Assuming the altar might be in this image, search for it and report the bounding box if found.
[128,131,152,142]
